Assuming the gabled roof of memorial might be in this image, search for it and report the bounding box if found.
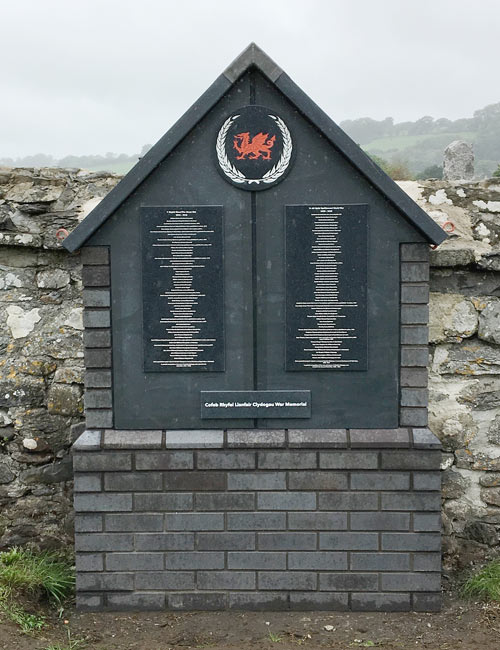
[63,43,447,252]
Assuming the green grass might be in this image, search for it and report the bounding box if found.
[462,559,500,601]
[0,585,45,633]
[44,627,86,650]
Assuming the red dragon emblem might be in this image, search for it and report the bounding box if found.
[233,132,276,160]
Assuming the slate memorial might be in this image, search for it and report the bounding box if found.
[66,44,446,613]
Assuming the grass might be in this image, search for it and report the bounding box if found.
[462,559,500,601]
[44,627,86,650]
[268,631,283,643]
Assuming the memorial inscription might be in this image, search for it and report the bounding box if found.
[286,204,368,371]
[141,206,224,372]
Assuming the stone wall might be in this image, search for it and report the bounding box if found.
[1,167,500,566]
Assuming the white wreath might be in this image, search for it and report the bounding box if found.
[215,113,292,185]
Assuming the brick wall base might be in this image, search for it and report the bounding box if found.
[73,428,442,612]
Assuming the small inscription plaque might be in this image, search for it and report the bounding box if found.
[142,206,224,372]
[286,204,368,371]
[201,390,311,419]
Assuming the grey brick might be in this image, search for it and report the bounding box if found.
[168,592,226,610]
[135,451,193,470]
[105,553,163,571]
[106,592,165,611]
[83,288,111,308]
[401,346,429,367]
[75,514,103,532]
[290,592,349,610]
[381,572,441,592]
[258,451,316,469]
[163,471,225,491]
[413,593,442,611]
[412,428,441,449]
[401,326,429,345]
[84,348,112,368]
[227,430,285,447]
[412,472,441,491]
[319,573,378,591]
[288,471,348,490]
[318,492,378,511]
[351,512,410,531]
[289,512,347,530]
[197,451,255,469]
[85,389,112,409]
[382,533,441,551]
[401,304,429,325]
[81,247,109,265]
[74,494,132,512]
[82,265,110,287]
[165,513,224,531]
[165,430,224,448]
[288,552,347,570]
[259,572,316,591]
[258,532,316,551]
[75,534,133,552]
[350,472,409,491]
[197,532,255,551]
[103,430,162,449]
[76,594,103,611]
[104,472,162,492]
[382,492,440,511]
[351,592,410,612]
[401,243,429,262]
[85,370,112,388]
[401,388,428,408]
[83,310,111,328]
[401,367,428,387]
[227,472,286,491]
[401,262,429,282]
[195,492,255,511]
[135,533,194,551]
[413,553,441,572]
[105,514,163,532]
[135,572,195,590]
[75,553,104,572]
[77,572,133,592]
[73,430,102,451]
[228,552,286,570]
[229,592,288,610]
[198,571,255,590]
[319,532,378,550]
[350,553,410,571]
[413,513,441,532]
[400,407,428,427]
[288,429,347,448]
[134,493,193,511]
[381,451,440,470]
[349,428,410,448]
[401,283,429,304]
[85,410,113,428]
[83,330,111,348]
[320,451,378,470]
[228,512,286,530]
[74,473,102,492]
[257,492,316,510]
[166,552,224,570]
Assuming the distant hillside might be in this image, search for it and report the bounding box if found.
[341,102,500,178]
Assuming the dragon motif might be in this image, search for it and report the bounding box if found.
[233,132,276,160]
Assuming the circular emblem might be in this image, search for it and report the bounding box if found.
[215,105,293,191]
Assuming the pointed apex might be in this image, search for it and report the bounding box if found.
[224,42,283,83]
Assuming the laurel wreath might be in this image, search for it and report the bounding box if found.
[215,113,292,185]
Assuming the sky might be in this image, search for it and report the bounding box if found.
[1,0,499,158]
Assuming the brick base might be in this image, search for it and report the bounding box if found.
[73,428,441,612]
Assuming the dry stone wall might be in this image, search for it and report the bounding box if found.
[0,167,500,567]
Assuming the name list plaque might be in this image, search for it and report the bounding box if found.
[285,204,368,371]
[142,206,224,372]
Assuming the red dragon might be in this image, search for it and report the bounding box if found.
[233,132,276,160]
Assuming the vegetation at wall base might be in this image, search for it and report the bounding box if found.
[462,559,500,602]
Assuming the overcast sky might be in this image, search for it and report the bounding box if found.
[2,0,499,158]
